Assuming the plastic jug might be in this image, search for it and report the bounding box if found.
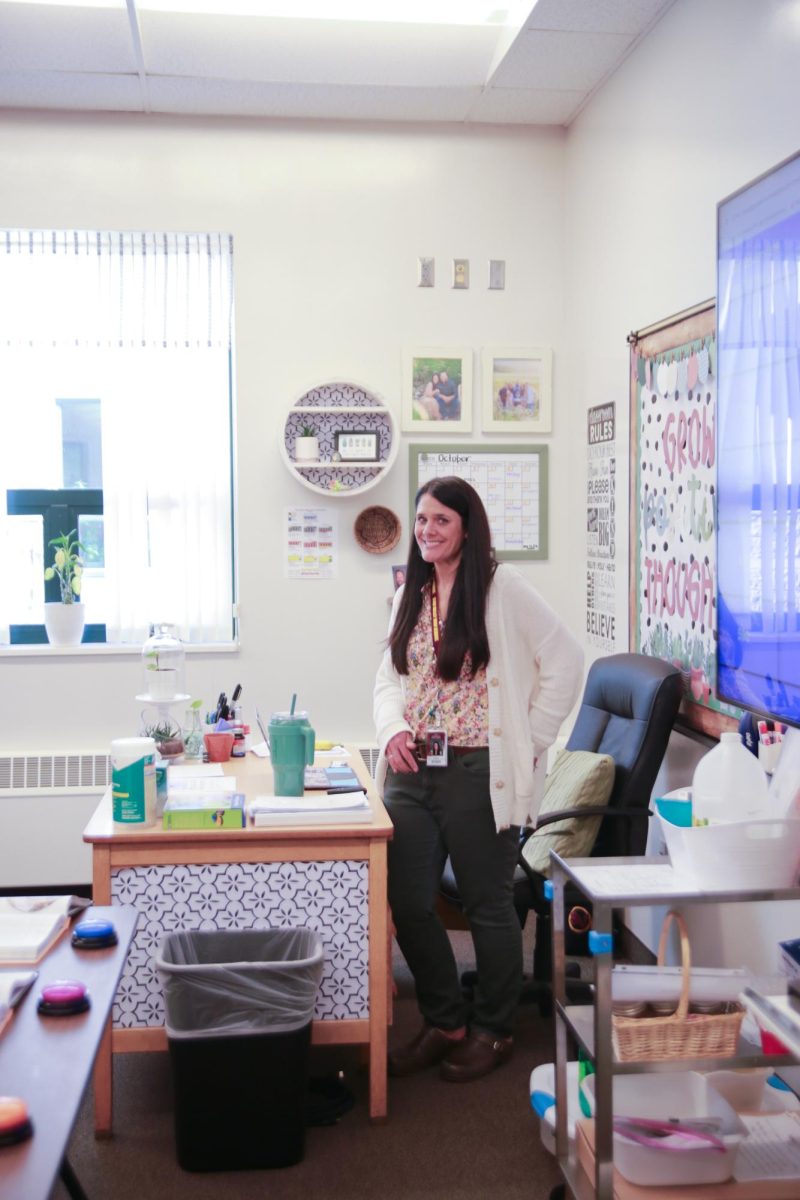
[691,731,769,825]
[268,711,315,796]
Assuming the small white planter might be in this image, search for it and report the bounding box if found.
[44,602,86,646]
[147,668,179,701]
[295,435,320,463]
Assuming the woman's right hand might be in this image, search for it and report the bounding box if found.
[385,732,419,774]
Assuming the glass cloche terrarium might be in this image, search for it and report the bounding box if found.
[141,623,186,701]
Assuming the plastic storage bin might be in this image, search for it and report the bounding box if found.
[157,927,324,1172]
[529,1060,586,1155]
[658,811,800,888]
[581,1071,746,1186]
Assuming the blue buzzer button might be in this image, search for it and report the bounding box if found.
[0,1097,33,1148]
[37,980,91,1016]
[71,917,118,949]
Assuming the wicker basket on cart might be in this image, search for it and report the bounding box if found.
[612,909,745,1062]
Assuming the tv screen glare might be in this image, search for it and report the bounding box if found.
[716,150,800,726]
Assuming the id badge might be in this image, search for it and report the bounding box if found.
[425,728,448,767]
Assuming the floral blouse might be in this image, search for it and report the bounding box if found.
[403,585,489,746]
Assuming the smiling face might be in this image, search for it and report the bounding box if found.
[414,491,466,573]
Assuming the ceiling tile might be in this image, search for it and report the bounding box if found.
[526,0,674,36]
[139,13,497,88]
[0,70,144,111]
[145,75,479,122]
[469,85,584,125]
[0,7,136,72]
[490,28,632,91]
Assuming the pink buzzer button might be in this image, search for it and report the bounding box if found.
[37,980,90,1016]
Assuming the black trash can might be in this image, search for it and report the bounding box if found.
[157,926,324,1172]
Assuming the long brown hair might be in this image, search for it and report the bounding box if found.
[388,476,496,681]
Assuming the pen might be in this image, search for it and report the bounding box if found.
[231,683,242,704]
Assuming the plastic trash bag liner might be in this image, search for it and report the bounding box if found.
[156,927,324,1039]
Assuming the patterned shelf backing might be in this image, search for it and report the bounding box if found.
[111,860,369,1027]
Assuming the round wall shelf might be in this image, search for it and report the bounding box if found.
[280,380,398,498]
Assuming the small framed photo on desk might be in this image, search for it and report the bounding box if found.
[335,430,379,461]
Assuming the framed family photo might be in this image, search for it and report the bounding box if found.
[401,347,472,433]
[481,347,552,434]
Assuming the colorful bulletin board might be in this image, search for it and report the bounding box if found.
[409,444,548,560]
[628,300,738,738]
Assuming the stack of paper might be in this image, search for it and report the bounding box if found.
[249,791,372,827]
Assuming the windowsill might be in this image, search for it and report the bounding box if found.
[0,642,239,659]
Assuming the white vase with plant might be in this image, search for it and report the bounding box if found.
[43,529,86,646]
[295,424,320,463]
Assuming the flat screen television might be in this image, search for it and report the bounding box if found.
[716,149,800,727]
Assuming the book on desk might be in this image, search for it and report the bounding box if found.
[0,894,91,963]
[249,789,372,827]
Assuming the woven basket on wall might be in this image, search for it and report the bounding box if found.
[612,910,745,1063]
[354,506,401,554]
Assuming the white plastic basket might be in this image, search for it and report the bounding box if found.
[529,1061,585,1155]
[658,814,800,889]
[581,1071,745,1187]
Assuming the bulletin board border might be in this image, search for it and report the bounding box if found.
[628,298,737,740]
[409,442,548,561]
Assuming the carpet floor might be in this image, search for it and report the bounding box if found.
[52,927,565,1200]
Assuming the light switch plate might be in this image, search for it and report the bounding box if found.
[417,257,435,287]
[452,259,469,289]
[489,259,505,290]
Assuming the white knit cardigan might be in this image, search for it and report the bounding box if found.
[373,564,584,830]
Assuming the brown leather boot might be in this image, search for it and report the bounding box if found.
[439,1031,513,1082]
[388,1024,463,1077]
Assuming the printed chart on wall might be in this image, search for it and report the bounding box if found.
[285,508,338,579]
[410,444,548,560]
[629,299,738,737]
[586,403,617,651]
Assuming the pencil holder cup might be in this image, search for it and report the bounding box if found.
[204,731,235,763]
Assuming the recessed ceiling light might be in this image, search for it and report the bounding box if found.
[135,1,518,21]
[0,0,531,22]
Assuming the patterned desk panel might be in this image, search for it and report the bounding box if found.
[110,860,369,1027]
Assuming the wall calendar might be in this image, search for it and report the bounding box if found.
[409,444,548,560]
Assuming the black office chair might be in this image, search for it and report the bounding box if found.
[439,652,683,1010]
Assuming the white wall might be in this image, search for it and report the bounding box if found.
[0,114,573,751]
[4,3,800,966]
[565,0,800,972]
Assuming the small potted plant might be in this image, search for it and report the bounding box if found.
[295,423,320,463]
[43,529,86,645]
[144,719,185,760]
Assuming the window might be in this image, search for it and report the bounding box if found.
[0,230,236,646]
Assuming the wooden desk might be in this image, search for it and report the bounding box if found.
[83,748,393,1131]
[0,905,137,1200]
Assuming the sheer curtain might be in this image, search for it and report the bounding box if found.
[718,236,800,633]
[0,231,235,644]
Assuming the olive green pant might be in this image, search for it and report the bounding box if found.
[383,749,522,1037]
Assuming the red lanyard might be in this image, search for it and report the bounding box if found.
[430,579,443,655]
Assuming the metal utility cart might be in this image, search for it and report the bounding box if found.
[547,852,800,1200]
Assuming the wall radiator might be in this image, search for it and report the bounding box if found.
[0,746,379,891]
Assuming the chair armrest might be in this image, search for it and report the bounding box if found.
[532,805,652,830]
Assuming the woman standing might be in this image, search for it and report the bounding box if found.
[374,477,583,1082]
